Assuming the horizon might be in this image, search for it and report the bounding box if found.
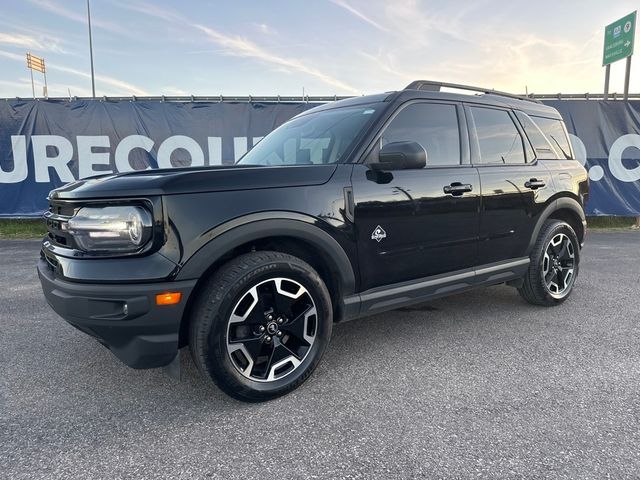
[1,0,640,98]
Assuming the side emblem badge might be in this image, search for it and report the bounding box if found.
[371,225,387,242]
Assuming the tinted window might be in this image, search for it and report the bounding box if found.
[470,107,525,164]
[237,105,380,166]
[532,116,572,159]
[379,103,461,166]
[515,111,558,160]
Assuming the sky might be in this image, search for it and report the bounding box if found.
[0,0,639,98]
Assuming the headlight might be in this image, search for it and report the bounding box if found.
[67,206,153,253]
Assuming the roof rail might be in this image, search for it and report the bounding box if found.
[404,80,541,104]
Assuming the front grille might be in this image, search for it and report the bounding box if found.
[44,201,78,249]
[49,203,76,217]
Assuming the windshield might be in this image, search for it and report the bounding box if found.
[237,105,380,166]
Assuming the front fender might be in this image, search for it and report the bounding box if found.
[173,212,356,295]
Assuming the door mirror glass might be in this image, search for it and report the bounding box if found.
[371,141,427,170]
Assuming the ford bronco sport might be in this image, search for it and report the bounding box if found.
[38,81,588,401]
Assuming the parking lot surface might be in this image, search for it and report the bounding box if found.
[1,231,639,479]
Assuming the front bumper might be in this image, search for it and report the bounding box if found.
[37,258,197,369]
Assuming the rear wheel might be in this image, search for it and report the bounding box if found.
[189,251,332,402]
[519,220,580,306]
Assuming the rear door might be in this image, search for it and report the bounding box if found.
[467,105,554,265]
[351,101,480,291]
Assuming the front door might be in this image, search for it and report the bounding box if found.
[351,101,480,291]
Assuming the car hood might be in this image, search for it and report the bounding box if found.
[49,164,338,200]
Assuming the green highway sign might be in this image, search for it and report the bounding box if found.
[603,11,636,66]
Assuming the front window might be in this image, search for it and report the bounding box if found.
[373,102,461,166]
[237,105,380,166]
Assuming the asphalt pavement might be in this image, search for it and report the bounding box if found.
[1,231,639,479]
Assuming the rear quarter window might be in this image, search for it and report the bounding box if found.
[531,116,573,159]
[515,111,558,160]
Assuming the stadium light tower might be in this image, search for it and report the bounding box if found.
[87,0,96,98]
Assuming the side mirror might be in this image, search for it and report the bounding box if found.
[370,141,427,170]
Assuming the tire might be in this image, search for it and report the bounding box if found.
[189,251,332,402]
[518,220,580,306]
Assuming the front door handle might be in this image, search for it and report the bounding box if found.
[525,178,546,190]
[443,182,473,196]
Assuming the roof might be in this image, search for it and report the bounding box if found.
[299,83,562,120]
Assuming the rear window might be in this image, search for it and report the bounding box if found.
[470,107,525,164]
[531,116,572,159]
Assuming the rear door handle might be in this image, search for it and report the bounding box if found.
[443,182,473,196]
[525,178,546,190]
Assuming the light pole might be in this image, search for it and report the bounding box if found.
[87,0,96,98]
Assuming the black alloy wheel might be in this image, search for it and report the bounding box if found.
[189,251,332,402]
[518,220,580,306]
[226,276,318,382]
[541,232,576,298]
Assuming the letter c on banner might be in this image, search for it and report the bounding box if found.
[608,134,640,182]
[115,135,154,172]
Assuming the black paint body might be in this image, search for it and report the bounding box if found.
[38,89,589,369]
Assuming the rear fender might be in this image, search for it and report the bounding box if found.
[526,197,586,255]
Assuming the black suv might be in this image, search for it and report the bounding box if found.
[38,81,588,401]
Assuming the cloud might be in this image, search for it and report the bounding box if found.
[161,86,189,96]
[380,0,477,45]
[115,0,360,94]
[0,77,94,98]
[0,33,44,50]
[111,1,183,25]
[0,79,33,91]
[329,0,388,32]
[0,48,148,96]
[26,0,128,35]
[253,23,277,36]
[347,0,609,94]
[0,49,23,61]
[0,31,69,54]
[194,24,360,94]
[47,63,149,96]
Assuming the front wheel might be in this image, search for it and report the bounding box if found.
[518,220,580,306]
[189,251,332,402]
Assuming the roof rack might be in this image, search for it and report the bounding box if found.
[404,80,541,104]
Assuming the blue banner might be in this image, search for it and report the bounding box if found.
[1,98,639,216]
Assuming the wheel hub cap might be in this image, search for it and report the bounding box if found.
[542,233,576,298]
[226,277,318,382]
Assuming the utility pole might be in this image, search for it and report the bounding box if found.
[624,55,632,101]
[29,63,35,98]
[87,0,96,98]
[43,67,48,97]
